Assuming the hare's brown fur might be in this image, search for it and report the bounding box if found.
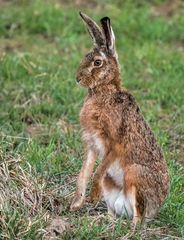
[70,13,169,224]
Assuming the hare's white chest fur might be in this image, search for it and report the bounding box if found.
[82,131,105,159]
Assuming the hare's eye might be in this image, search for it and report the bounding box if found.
[94,59,102,67]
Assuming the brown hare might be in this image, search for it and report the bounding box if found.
[70,12,169,225]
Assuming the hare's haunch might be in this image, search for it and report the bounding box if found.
[70,12,169,225]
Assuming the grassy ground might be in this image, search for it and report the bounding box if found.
[0,0,184,239]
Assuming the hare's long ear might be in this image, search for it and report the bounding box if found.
[79,12,105,47]
[100,17,116,56]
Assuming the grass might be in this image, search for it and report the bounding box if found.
[0,0,184,239]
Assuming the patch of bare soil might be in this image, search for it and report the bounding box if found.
[174,41,184,52]
[151,0,183,17]
[57,0,98,8]
[44,217,70,239]
[0,39,23,57]
[0,0,13,6]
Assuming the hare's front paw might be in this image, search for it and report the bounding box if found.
[70,192,85,211]
[89,185,101,204]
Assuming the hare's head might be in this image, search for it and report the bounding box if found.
[76,12,120,89]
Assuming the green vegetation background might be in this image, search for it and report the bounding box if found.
[0,0,183,239]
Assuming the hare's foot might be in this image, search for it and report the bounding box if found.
[132,215,142,227]
[89,183,102,204]
[70,191,85,211]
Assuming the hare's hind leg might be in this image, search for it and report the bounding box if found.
[124,165,147,225]
[127,186,143,225]
[124,164,159,225]
[102,174,121,218]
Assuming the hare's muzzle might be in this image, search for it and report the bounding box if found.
[76,73,82,83]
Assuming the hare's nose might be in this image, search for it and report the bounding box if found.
[76,77,81,83]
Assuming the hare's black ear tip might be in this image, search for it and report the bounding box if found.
[100,16,110,23]
[79,11,85,18]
